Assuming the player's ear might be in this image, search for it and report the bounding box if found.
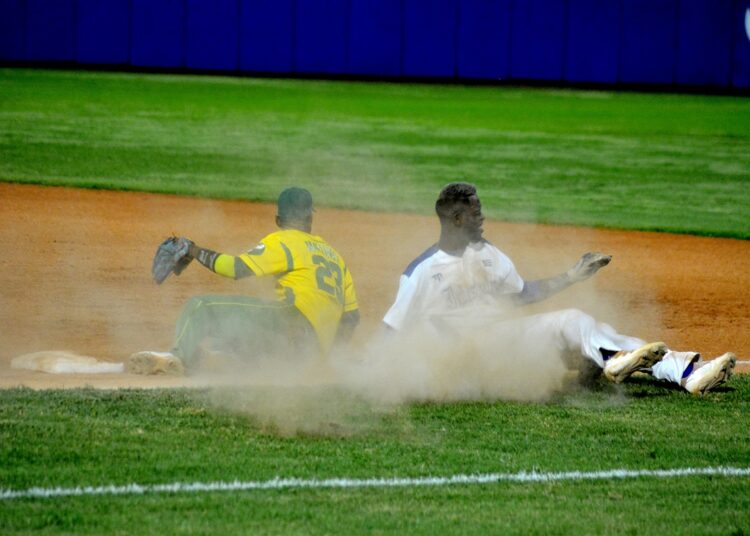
[452,209,464,227]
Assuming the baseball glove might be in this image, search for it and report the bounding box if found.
[567,252,612,283]
[152,236,194,284]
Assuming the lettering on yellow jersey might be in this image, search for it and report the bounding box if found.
[305,240,339,262]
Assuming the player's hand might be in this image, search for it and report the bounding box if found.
[567,252,612,283]
[186,240,199,259]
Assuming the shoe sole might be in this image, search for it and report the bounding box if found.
[604,342,668,384]
[693,353,736,395]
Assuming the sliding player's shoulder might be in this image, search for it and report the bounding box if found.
[403,244,441,278]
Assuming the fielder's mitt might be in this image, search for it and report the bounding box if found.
[152,236,193,284]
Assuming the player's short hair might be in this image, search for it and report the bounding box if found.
[277,187,314,222]
[435,182,477,220]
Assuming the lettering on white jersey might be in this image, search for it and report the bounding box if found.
[432,273,443,282]
[442,280,512,309]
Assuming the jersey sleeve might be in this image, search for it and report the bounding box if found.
[213,254,237,278]
[236,236,292,276]
[499,252,525,294]
[382,273,419,330]
[485,243,524,295]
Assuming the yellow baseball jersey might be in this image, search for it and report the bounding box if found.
[235,229,357,353]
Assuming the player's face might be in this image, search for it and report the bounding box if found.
[462,195,484,242]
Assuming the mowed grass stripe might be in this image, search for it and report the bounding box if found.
[1,68,749,237]
[4,466,750,500]
[1,381,749,532]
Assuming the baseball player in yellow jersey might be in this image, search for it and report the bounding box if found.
[128,187,359,374]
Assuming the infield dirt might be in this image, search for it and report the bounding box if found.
[1,182,748,389]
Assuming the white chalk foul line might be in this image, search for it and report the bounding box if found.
[2,466,749,500]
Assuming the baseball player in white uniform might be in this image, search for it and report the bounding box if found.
[383,182,736,395]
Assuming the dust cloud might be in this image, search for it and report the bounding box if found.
[2,184,654,435]
[198,222,639,436]
[337,323,569,404]
[204,361,403,437]
[197,313,571,437]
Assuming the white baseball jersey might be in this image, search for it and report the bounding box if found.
[383,240,695,387]
[383,240,525,332]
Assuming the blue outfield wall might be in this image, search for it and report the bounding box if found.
[510,0,567,81]
[24,0,76,61]
[620,0,678,85]
[565,0,619,84]
[348,0,402,77]
[296,0,349,74]
[457,0,511,80]
[131,0,185,68]
[240,0,294,73]
[185,0,238,71]
[1,0,749,89]
[733,0,750,88]
[676,0,732,87]
[403,0,457,78]
[76,0,130,65]
[0,0,26,61]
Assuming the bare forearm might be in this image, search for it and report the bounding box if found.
[514,252,612,305]
[515,273,573,305]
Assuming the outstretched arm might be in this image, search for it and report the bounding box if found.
[514,252,611,305]
[188,242,254,279]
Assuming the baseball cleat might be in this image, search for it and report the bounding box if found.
[126,351,185,376]
[684,352,736,395]
[603,342,668,384]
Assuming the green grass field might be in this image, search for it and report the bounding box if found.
[1,378,749,534]
[1,69,749,533]
[1,68,749,237]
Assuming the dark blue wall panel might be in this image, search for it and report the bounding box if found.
[565,0,619,83]
[458,0,510,80]
[620,0,677,84]
[25,0,75,61]
[510,0,567,81]
[676,0,732,86]
[348,0,402,76]
[240,0,293,73]
[733,0,750,87]
[0,0,26,60]
[6,0,748,89]
[295,0,348,74]
[77,0,130,64]
[131,0,185,68]
[404,0,457,77]
[186,0,238,71]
